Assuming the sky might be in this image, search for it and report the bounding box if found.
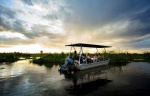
[0,0,150,53]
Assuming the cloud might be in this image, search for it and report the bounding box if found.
[0,4,28,32]
[21,0,33,6]
[0,4,16,18]
[0,31,33,47]
[0,0,150,52]
[62,0,150,49]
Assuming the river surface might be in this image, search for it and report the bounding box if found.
[0,60,150,96]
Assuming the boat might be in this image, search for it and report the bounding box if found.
[59,43,111,73]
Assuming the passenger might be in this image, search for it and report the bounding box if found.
[73,51,79,64]
[93,54,98,62]
[99,53,104,60]
[97,53,102,61]
[73,51,79,60]
[87,53,93,63]
[82,53,87,64]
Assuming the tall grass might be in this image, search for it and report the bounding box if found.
[32,52,69,65]
[143,52,150,62]
[0,52,32,63]
[32,51,150,66]
[32,51,133,67]
[0,53,18,63]
[106,51,132,66]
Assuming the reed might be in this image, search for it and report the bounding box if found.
[143,52,150,62]
[0,52,33,63]
[104,51,132,66]
[32,52,69,65]
[0,53,18,63]
[106,51,150,66]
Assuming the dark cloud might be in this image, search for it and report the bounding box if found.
[120,7,150,38]
[27,24,64,39]
[21,0,33,6]
[0,12,28,34]
[0,15,12,31]
[0,5,16,18]
[0,2,67,40]
[119,37,150,49]
[13,20,27,33]
[62,0,150,49]
[0,36,33,47]
[0,5,16,31]
[0,5,27,33]
[132,39,150,48]
[65,0,150,28]
[43,13,58,21]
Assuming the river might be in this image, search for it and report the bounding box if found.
[0,60,150,96]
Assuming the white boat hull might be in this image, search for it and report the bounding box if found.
[75,59,110,70]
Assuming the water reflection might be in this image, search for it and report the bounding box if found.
[0,60,49,79]
[1,60,150,96]
[61,65,112,95]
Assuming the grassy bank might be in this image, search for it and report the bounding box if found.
[107,51,150,66]
[0,53,18,63]
[32,52,69,65]
[106,52,132,66]
[0,52,32,63]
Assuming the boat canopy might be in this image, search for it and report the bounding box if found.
[65,43,111,48]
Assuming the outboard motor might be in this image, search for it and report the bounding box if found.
[59,56,74,73]
[65,56,74,65]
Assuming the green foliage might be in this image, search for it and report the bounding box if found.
[106,51,132,66]
[32,52,69,65]
[143,52,150,62]
[0,53,18,63]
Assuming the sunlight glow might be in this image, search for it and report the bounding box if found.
[0,44,67,53]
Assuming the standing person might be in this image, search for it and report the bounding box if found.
[73,51,78,60]
[73,51,79,64]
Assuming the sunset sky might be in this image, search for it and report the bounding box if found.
[0,0,150,53]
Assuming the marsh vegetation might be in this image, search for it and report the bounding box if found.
[0,51,150,67]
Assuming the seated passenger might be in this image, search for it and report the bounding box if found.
[93,54,98,62]
[97,53,102,61]
[82,54,87,64]
[87,53,93,63]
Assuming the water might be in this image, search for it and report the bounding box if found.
[0,60,150,96]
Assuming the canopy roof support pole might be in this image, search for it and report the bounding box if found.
[73,46,76,51]
[104,48,106,60]
[96,48,99,54]
[69,46,72,56]
[79,46,83,65]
